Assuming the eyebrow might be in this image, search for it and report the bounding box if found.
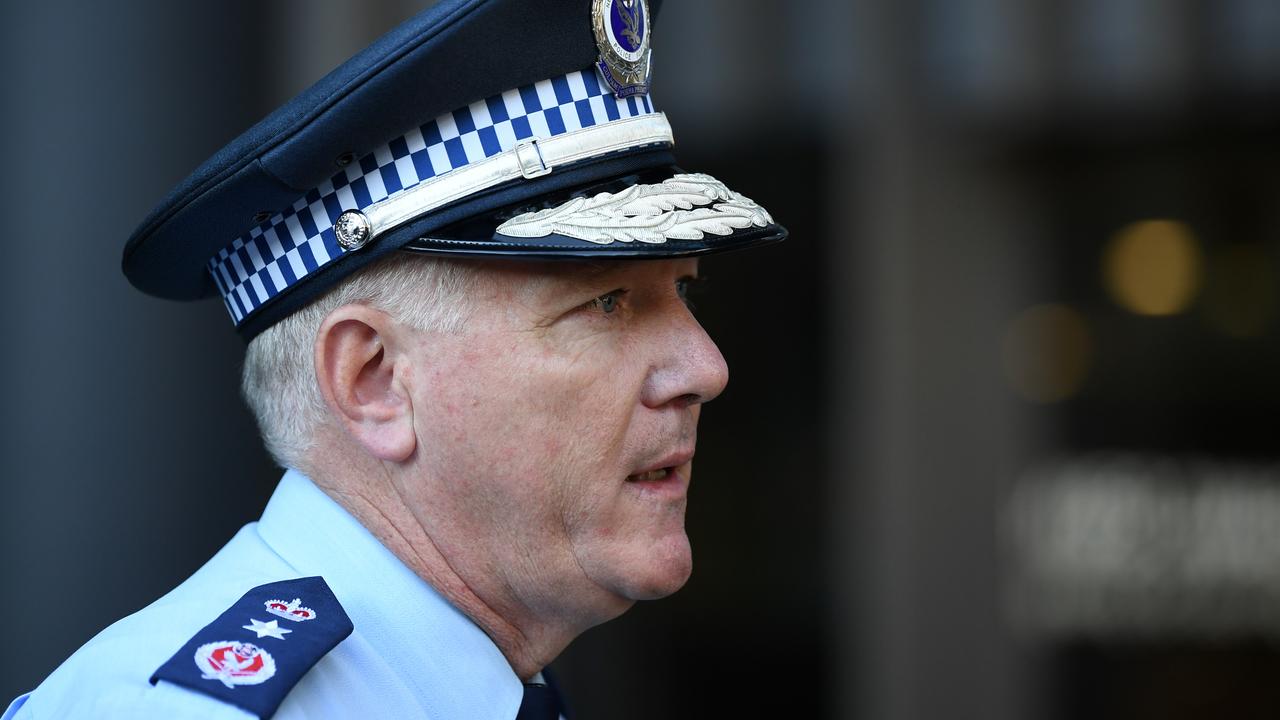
[574,261,614,278]
[541,260,619,289]
[508,260,617,303]
[527,257,699,298]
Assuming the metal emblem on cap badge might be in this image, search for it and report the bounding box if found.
[593,0,652,98]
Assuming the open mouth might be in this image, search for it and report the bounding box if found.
[626,467,675,483]
[625,448,694,490]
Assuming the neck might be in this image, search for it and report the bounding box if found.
[310,465,579,680]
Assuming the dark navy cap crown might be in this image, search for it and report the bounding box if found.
[123,0,785,339]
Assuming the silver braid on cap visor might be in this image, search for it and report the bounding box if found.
[207,68,664,327]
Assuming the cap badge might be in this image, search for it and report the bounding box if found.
[194,641,277,688]
[264,597,317,622]
[593,0,652,98]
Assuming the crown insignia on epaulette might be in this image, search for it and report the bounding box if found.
[264,597,317,622]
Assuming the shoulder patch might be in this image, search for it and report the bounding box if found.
[150,576,352,719]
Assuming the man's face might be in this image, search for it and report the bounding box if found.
[396,258,728,624]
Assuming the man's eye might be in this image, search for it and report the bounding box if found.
[588,290,624,314]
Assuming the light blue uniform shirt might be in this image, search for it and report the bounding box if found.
[4,470,527,719]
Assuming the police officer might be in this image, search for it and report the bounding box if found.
[3,0,784,717]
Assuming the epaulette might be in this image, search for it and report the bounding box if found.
[151,577,353,719]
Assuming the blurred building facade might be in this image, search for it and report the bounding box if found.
[3,1,1280,718]
[837,1,1280,719]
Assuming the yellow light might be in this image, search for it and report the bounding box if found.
[1102,220,1202,316]
[1002,304,1093,404]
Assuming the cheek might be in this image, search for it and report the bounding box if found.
[414,338,639,518]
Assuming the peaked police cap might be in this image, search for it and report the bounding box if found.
[122,0,786,339]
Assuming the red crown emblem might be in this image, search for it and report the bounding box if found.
[264,597,316,622]
[194,641,276,688]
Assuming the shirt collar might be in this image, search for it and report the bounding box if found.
[256,468,524,717]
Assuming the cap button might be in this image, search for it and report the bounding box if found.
[334,210,372,250]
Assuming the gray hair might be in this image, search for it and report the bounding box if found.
[241,253,477,470]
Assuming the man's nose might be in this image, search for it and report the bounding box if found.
[640,308,730,410]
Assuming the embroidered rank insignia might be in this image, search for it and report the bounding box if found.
[194,641,276,688]
[264,597,317,622]
[151,577,352,719]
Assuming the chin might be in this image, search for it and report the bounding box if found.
[619,532,693,601]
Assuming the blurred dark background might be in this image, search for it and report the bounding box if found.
[4,1,1280,718]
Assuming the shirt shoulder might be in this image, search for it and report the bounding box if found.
[6,680,254,720]
[15,524,306,720]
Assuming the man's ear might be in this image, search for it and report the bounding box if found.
[313,305,417,463]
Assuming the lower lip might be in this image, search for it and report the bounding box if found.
[625,466,690,498]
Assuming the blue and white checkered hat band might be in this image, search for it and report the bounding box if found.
[209,68,658,326]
